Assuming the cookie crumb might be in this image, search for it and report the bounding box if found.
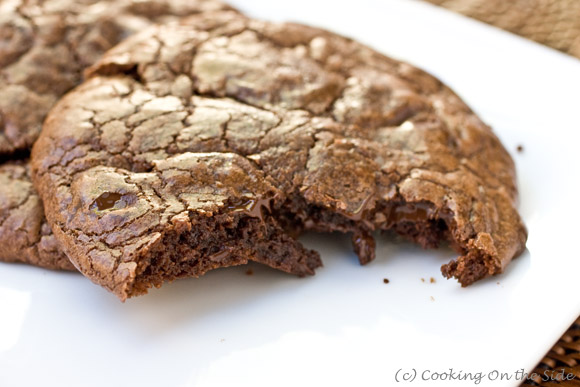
[383,278,389,284]
[430,277,436,283]
[516,144,524,153]
[245,268,253,276]
[421,278,425,283]
[430,296,435,301]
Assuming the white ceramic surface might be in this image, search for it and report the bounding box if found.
[1,1,579,386]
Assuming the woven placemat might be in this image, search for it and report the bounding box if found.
[520,318,580,386]
[424,0,580,58]
[423,1,580,385]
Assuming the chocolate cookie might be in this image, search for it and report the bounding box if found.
[0,161,74,270]
[31,13,527,299]
[0,0,237,269]
[0,0,236,155]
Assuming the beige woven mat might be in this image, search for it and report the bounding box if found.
[424,0,580,58]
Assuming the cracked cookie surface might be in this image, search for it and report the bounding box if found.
[32,12,527,299]
[0,0,235,155]
[0,0,236,269]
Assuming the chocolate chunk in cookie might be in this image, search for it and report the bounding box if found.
[32,13,527,299]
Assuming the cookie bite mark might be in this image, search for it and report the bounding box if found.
[130,198,321,299]
[374,200,451,250]
[47,153,320,300]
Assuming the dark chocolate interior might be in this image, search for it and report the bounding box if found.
[130,200,320,297]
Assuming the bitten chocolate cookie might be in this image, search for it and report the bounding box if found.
[0,0,237,269]
[31,13,527,300]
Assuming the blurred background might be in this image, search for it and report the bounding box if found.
[425,0,580,58]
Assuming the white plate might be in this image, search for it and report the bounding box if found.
[1,1,579,386]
